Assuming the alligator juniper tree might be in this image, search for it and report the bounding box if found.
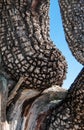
[0,0,67,91]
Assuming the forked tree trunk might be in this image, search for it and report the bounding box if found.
[0,0,84,130]
[0,67,84,130]
[0,0,67,129]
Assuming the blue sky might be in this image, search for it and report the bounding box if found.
[50,0,83,89]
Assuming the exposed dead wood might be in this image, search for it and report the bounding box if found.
[0,121,10,130]
[0,77,67,130]
[0,75,8,122]
[8,77,27,106]
[6,85,67,130]
[15,86,67,130]
[0,0,83,130]
[0,74,8,130]
[40,67,84,130]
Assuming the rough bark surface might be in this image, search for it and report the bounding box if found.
[59,0,84,65]
[40,68,84,130]
[0,0,67,91]
[0,0,84,130]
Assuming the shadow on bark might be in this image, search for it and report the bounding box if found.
[0,0,84,130]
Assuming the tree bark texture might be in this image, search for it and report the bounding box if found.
[0,0,67,91]
[0,0,84,130]
[41,67,84,130]
[59,0,84,65]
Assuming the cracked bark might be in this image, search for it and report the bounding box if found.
[59,0,84,65]
[40,67,84,130]
[0,0,84,130]
[0,0,67,129]
[0,0,67,91]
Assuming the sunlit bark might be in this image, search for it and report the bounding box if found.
[0,0,83,130]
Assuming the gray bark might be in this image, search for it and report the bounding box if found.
[0,0,84,130]
[59,0,84,65]
[0,0,67,91]
[40,67,84,130]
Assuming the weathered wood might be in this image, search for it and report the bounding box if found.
[0,0,84,130]
[6,85,67,130]
[0,82,67,130]
[8,76,27,106]
[40,68,84,130]
[0,121,10,130]
[0,73,8,130]
[0,75,8,122]
[7,89,41,130]
[22,86,67,130]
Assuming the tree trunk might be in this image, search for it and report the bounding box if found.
[40,67,84,130]
[0,0,84,130]
[0,0,67,129]
[0,0,67,91]
[59,0,84,65]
